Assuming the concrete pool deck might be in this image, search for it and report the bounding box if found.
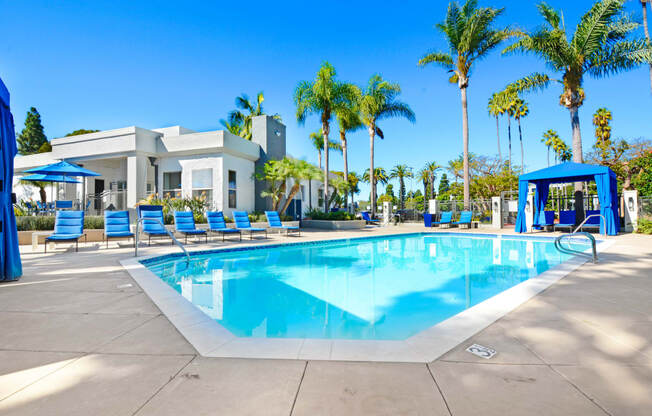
[1,225,651,415]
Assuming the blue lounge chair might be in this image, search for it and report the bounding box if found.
[138,205,171,246]
[361,211,380,225]
[104,210,135,248]
[265,211,300,236]
[206,211,241,241]
[554,210,576,232]
[432,211,453,228]
[55,200,73,210]
[452,211,473,228]
[581,209,601,232]
[533,210,555,231]
[174,211,208,244]
[45,210,86,253]
[233,211,267,239]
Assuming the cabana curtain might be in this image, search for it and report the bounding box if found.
[515,162,619,236]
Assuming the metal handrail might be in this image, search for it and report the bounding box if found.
[572,213,606,236]
[554,232,598,263]
[134,217,190,263]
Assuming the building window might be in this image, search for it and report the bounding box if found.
[163,172,181,198]
[192,169,213,202]
[228,170,237,208]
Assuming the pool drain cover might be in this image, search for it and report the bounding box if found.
[466,344,497,359]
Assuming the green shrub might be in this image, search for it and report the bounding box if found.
[84,216,104,229]
[636,217,652,234]
[306,209,355,221]
[16,215,105,231]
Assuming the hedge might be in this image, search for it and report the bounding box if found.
[16,216,105,231]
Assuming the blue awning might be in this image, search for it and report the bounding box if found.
[515,162,619,236]
[0,76,22,281]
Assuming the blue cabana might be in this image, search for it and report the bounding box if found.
[0,76,22,281]
[515,162,619,236]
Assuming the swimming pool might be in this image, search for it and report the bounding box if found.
[143,233,580,341]
[142,232,586,341]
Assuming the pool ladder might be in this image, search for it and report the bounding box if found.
[134,217,190,263]
[553,214,604,264]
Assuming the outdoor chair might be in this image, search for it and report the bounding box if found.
[581,209,601,232]
[104,210,135,248]
[138,205,172,245]
[55,200,73,210]
[432,211,453,228]
[233,211,267,239]
[533,210,555,231]
[173,211,208,244]
[452,211,473,229]
[554,210,576,232]
[361,211,380,225]
[206,211,241,241]
[265,211,300,236]
[45,210,87,253]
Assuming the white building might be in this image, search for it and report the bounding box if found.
[13,115,320,217]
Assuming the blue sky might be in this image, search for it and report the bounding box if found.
[1,0,650,197]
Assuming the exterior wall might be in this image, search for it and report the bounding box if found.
[251,115,286,211]
[158,154,223,210]
[221,153,255,216]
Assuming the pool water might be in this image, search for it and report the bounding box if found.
[144,233,580,340]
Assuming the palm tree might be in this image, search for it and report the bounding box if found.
[279,159,322,215]
[20,180,48,203]
[358,75,415,217]
[362,167,389,212]
[423,161,441,199]
[487,93,504,161]
[219,116,245,137]
[511,98,529,173]
[418,0,511,209]
[257,159,289,211]
[541,129,558,166]
[335,86,363,209]
[309,131,342,170]
[347,171,362,208]
[642,0,652,92]
[418,168,431,209]
[295,62,354,212]
[227,92,281,140]
[504,0,652,191]
[390,164,413,209]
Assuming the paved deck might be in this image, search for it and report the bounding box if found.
[0,226,650,415]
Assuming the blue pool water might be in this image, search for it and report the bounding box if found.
[143,233,580,340]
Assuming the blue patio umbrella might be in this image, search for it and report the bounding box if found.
[24,160,100,178]
[21,174,81,184]
[0,76,22,281]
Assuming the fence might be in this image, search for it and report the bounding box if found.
[641,197,652,218]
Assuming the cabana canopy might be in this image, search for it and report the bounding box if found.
[515,162,619,236]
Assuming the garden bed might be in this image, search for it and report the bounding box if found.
[302,219,366,230]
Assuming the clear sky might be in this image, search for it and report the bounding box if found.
[1,0,650,197]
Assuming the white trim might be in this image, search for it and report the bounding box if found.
[120,235,614,362]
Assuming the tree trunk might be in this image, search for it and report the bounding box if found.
[460,86,470,210]
[507,116,512,172]
[547,147,550,167]
[643,0,652,93]
[495,115,502,162]
[318,151,322,170]
[308,179,312,210]
[322,121,330,213]
[39,187,47,203]
[399,177,405,209]
[341,130,349,210]
[569,105,584,223]
[518,118,524,173]
[280,183,300,215]
[369,124,376,217]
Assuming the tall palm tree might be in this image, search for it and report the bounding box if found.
[295,62,354,212]
[418,168,431,209]
[362,167,389,212]
[487,93,504,161]
[390,164,413,209]
[335,86,363,209]
[541,129,558,166]
[418,0,511,209]
[358,75,415,217]
[279,159,322,215]
[643,0,652,92]
[309,131,342,170]
[423,161,442,199]
[347,171,362,208]
[511,98,529,173]
[504,0,652,192]
[225,92,281,140]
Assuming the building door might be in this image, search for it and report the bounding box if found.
[94,179,104,210]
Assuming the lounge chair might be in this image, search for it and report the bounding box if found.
[206,211,241,241]
[432,211,453,228]
[45,210,87,253]
[233,211,267,239]
[581,209,601,232]
[104,210,135,248]
[265,211,300,236]
[452,211,473,229]
[533,210,555,231]
[173,211,208,244]
[138,205,171,245]
[554,210,576,232]
[55,200,73,210]
[361,211,380,225]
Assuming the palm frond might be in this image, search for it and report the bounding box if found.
[572,0,624,56]
[537,2,562,30]
[504,73,552,94]
[417,52,454,68]
[377,102,416,123]
[585,39,652,77]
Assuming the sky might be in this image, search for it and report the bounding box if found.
[1,0,650,198]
